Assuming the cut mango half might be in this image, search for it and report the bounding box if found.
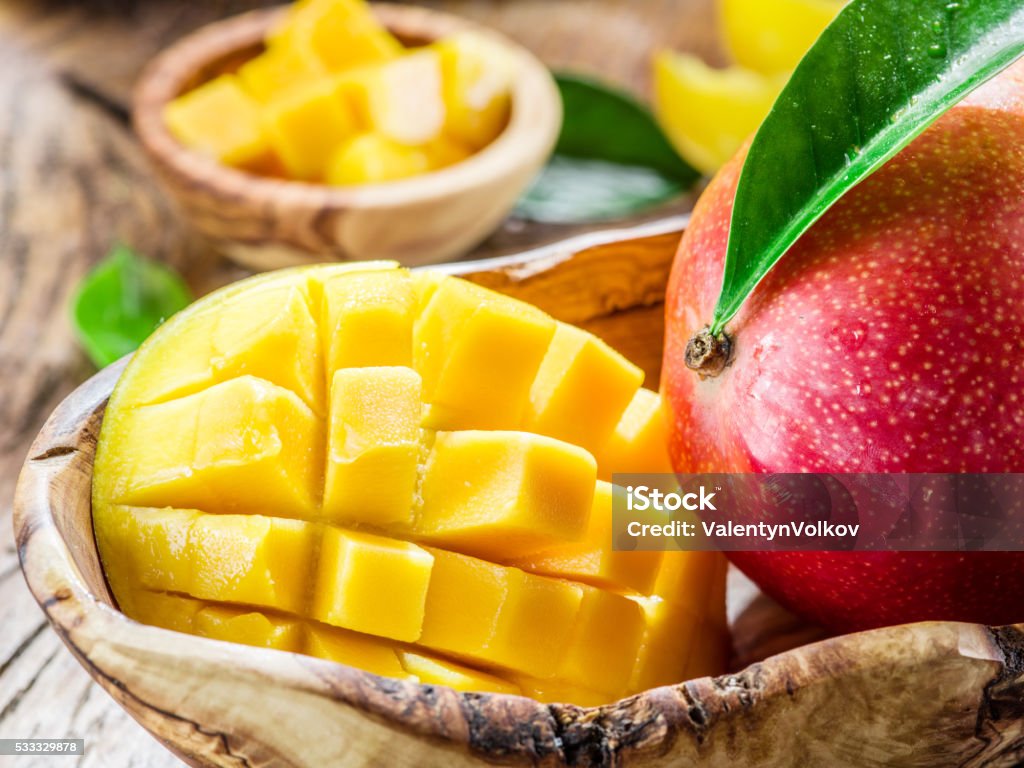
[93,264,728,705]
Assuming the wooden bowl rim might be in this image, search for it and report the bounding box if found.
[13,232,1023,763]
[132,2,562,210]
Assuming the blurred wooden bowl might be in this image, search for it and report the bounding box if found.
[15,220,1024,767]
[133,3,561,271]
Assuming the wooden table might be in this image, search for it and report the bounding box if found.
[0,2,728,764]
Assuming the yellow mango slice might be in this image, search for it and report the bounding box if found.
[628,552,730,692]
[653,51,787,175]
[264,79,358,181]
[237,45,327,102]
[312,527,433,642]
[721,0,843,74]
[164,74,270,169]
[190,514,318,615]
[128,592,204,634]
[414,277,556,430]
[420,549,582,678]
[398,652,520,695]
[527,323,643,456]
[553,587,646,699]
[434,32,514,149]
[272,0,402,73]
[416,430,596,559]
[94,507,199,604]
[111,276,324,415]
[508,481,663,595]
[320,268,414,372]
[194,605,305,652]
[109,377,322,519]
[305,624,408,678]
[342,49,446,145]
[326,133,431,186]
[596,389,672,479]
[323,367,421,526]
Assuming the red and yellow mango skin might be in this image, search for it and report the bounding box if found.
[663,60,1024,633]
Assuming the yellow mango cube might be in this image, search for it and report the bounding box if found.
[435,32,514,149]
[237,45,327,102]
[556,587,645,698]
[112,377,322,519]
[527,323,643,456]
[326,133,431,185]
[416,430,596,559]
[194,605,305,652]
[420,549,582,677]
[414,277,556,430]
[398,652,519,695]
[265,79,357,181]
[419,548,508,659]
[343,50,446,145]
[128,592,204,634]
[305,624,407,679]
[273,0,402,72]
[190,514,319,616]
[312,527,433,642]
[508,481,663,594]
[164,74,270,169]
[596,389,672,479]
[323,367,421,526]
[721,0,843,75]
[320,268,414,372]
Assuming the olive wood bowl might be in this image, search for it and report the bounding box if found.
[132,4,561,270]
[15,220,1024,767]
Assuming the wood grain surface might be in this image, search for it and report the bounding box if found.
[0,1,720,765]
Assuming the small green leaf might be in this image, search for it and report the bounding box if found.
[71,245,192,368]
[711,0,1024,334]
[515,73,699,223]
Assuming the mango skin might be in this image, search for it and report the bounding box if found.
[94,262,729,704]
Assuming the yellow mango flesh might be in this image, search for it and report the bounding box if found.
[415,277,556,430]
[323,367,421,526]
[93,264,729,705]
[596,388,673,479]
[527,324,643,457]
[415,430,596,559]
[163,75,270,169]
[434,32,514,150]
[264,79,358,181]
[237,45,327,103]
[312,526,433,642]
[508,480,663,594]
[721,0,844,74]
[398,652,520,695]
[653,51,788,175]
[166,1,511,184]
[326,133,431,186]
[272,0,402,73]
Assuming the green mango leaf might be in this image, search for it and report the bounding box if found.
[515,73,699,223]
[71,245,192,368]
[710,0,1024,334]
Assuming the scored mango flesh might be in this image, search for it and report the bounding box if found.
[164,0,513,185]
[93,263,728,705]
